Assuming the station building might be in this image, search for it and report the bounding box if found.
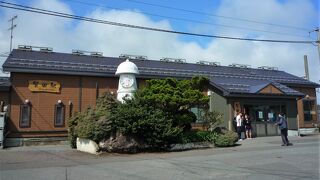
[1,46,319,146]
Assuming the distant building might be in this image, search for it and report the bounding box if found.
[1,47,319,146]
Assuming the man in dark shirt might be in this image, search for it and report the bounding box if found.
[276,113,292,146]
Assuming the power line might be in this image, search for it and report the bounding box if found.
[0,1,316,44]
[65,0,309,38]
[122,0,311,31]
[0,52,9,57]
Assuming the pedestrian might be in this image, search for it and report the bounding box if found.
[275,113,292,146]
[236,112,244,140]
[232,113,237,132]
[244,114,252,139]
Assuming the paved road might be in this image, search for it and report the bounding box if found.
[0,135,319,180]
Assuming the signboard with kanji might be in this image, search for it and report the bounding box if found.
[28,80,61,93]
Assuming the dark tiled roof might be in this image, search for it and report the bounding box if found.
[3,49,319,97]
[0,76,10,91]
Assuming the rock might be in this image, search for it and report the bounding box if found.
[99,134,147,153]
[76,138,99,154]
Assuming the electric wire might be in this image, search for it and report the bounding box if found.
[0,1,316,44]
[122,0,311,31]
[64,0,310,38]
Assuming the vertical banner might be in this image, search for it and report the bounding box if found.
[234,102,241,114]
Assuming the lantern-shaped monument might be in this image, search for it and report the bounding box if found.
[115,59,139,103]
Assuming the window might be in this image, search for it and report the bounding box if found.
[244,105,286,122]
[190,107,205,123]
[54,103,65,127]
[20,103,31,128]
[303,100,316,122]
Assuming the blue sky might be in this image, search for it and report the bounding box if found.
[0,0,319,101]
[3,0,318,46]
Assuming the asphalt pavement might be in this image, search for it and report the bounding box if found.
[0,135,319,180]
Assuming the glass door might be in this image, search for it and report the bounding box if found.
[244,104,285,137]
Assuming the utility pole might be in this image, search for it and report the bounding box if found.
[8,15,17,52]
[304,55,309,80]
[314,27,320,63]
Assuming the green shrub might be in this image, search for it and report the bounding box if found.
[68,112,81,148]
[67,92,118,148]
[180,131,218,144]
[202,111,223,131]
[76,107,97,141]
[214,131,238,147]
[112,98,183,148]
[198,131,219,142]
[180,131,203,143]
[93,92,118,141]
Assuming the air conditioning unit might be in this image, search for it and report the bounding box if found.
[18,45,32,51]
[39,47,53,53]
[72,50,85,55]
[90,52,103,57]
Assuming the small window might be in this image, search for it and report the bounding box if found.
[303,100,316,122]
[54,103,65,127]
[20,103,31,128]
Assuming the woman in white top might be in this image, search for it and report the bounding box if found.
[236,112,244,140]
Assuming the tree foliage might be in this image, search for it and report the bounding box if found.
[68,92,117,146]
[67,76,228,150]
[203,111,224,131]
[138,76,210,130]
[112,98,182,147]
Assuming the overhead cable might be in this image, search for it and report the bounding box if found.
[65,0,309,38]
[0,1,316,44]
[123,0,311,31]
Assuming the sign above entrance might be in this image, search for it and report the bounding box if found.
[28,80,61,93]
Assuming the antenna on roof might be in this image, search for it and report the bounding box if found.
[119,54,147,60]
[229,63,251,68]
[258,66,278,70]
[160,57,186,63]
[197,60,220,66]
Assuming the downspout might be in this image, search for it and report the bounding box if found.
[79,76,82,112]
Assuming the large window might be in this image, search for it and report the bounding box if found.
[20,103,31,128]
[244,104,286,123]
[303,100,316,122]
[54,103,65,127]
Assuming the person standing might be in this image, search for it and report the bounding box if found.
[236,112,244,140]
[276,113,292,146]
[244,114,252,139]
[232,113,237,132]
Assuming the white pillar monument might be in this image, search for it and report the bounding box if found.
[115,59,139,103]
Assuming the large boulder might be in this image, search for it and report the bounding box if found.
[99,134,147,153]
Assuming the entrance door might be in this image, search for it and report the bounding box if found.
[244,105,285,137]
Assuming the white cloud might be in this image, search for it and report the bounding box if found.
[0,0,319,100]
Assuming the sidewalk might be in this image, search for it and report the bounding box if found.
[235,134,319,149]
[1,134,319,152]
